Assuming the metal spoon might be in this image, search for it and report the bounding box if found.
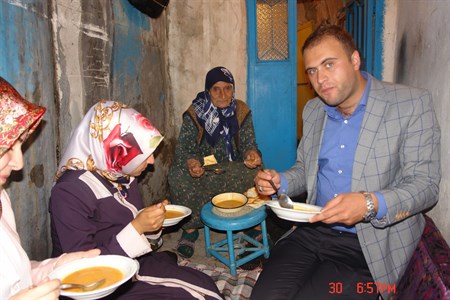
[260,166,294,209]
[266,178,294,209]
[278,194,294,209]
[60,278,106,292]
[204,168,226,175]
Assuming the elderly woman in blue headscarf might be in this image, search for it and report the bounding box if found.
[168,66,263,258]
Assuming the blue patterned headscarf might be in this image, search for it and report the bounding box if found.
[192,67,238,161]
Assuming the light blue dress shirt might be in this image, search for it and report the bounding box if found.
[279,71,387,233]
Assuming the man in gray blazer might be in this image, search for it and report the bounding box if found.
[251,24,441,300]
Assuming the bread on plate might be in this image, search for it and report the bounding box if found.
[244,186,271,205]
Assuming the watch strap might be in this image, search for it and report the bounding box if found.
[360,192,376,222]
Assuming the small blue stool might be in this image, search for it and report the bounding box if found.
[201,202,270,275]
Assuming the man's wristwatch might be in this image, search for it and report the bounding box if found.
[361,192,377,222]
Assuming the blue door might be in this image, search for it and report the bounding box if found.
[246,0,297,172]
[345,0,384,79]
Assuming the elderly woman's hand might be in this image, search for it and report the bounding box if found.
[244,149,262,169]
[187,159,205,177]
[131,200,168,234]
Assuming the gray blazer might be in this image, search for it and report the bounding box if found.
[283,74,441,299]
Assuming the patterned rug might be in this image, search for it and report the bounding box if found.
[179,259,261,300]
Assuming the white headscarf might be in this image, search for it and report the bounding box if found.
[55,100,163,182]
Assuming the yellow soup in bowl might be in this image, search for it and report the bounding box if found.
[62,266,123,292]
[212,192,248,213]
[165,210,185,219]
[215,199,245,209]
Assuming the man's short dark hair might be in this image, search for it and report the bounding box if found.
[302,23,357,58]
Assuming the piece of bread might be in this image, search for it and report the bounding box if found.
[246,186,258,198]
[245,186,271,204]
[203,155,218,166]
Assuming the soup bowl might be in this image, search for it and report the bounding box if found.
[211,192,248,213]
[163,204,192,227]
[265,200,322,222]
[49,255,138,300]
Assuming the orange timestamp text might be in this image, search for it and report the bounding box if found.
[328,281,397,295]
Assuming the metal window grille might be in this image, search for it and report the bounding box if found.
[256,0,288,61]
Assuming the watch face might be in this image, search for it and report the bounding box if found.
[363,211,376,221]
[364,214,374,222]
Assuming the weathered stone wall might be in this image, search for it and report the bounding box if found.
[166,0,248,134]
[383,0,450,242]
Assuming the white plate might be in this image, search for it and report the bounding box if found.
[48,255,138,300]
[265,200,322,222]
[163,204,192,227]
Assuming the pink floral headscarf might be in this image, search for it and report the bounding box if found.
[55,100,163,181]
[0,77,46,157]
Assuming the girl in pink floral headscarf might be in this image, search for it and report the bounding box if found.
[0,76,100,300]
[50,100,222,300]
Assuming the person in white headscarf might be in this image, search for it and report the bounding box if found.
[49,100,223,299]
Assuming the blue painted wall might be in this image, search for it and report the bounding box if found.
[0,0,57,259]
[112,0,149,103]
